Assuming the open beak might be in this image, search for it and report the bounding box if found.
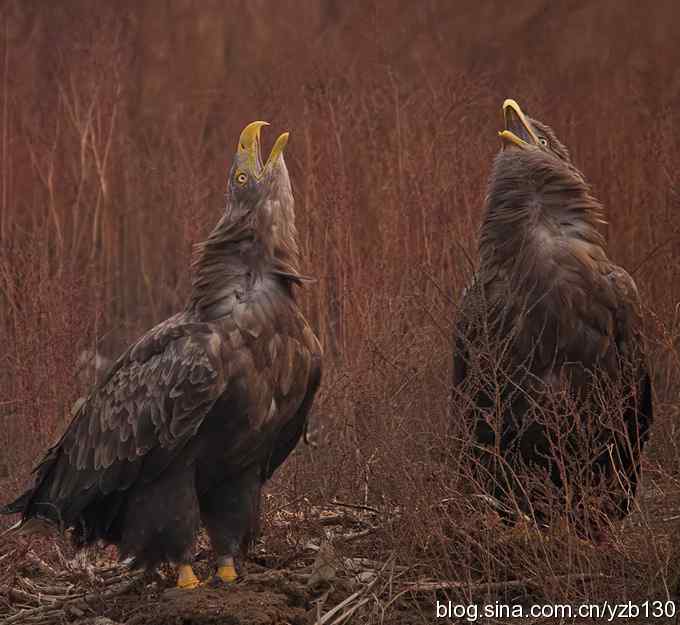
[498,99,539,150]
[237,121,289,179]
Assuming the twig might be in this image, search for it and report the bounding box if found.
[316,589,364,625]
[331,500,380,514]
[337,527,378,542]
[328,596,371,625]
[0,549,15,563]
[99,570,144,586]
[316,554,395,625]
[318,513,350,527]
[401,572,611,595]
[269,494,310,515]
[630,228,680,275]
[5,580,136,624]
[25,553,60,578]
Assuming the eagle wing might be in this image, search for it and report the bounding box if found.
[228,287,322,480]
[603,264,653,510]
[452,265,653,454]
[8,314,229,525]
[452,276,497,397]
[451,277,500,446]
[8,278,322,531]
[604,265,652,426]
[265,344,321,480]
[452,279,478,389]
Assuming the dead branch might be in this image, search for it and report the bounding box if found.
[316,554,395,625]
[5,579,136,624]
[330,500,380,514]
[401,572,611,595]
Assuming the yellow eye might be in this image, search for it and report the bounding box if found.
[235,172,248,185]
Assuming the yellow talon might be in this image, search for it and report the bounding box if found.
[216,563,238,583]
[177,564,200,589]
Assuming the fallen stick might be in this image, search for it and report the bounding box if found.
[5,580,136,624]
[9,587,64,605]
[316,554,395,625]
[330,500,380,515]
[343,557,406,571]
[318,514,351,527]
[24,553,60,578]
[336,527,377,542]
[327,596,371,625]
[0,549,15,564]
[401,572,611,594]
[97,570,144,586]
[316,589,364,625]
[16,577,76,597]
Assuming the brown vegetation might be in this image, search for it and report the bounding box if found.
[1,1,680,623]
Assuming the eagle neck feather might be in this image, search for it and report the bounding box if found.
[189,202,302,316]
[480,151,606,285]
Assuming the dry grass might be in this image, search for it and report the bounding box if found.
[2,1,680,622]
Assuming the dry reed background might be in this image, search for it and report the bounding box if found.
[1,0,680,621]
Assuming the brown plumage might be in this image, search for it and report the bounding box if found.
[2,122,322,587]
[453,100,652,531]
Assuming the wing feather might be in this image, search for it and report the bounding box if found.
[600,264,652,513]
[7,278,324,536]
[17,316,228,525]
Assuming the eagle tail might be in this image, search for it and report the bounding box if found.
[1,517,55,537]
[1,490,32,515]
[1,490,57,537]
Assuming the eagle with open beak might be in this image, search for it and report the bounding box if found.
[453,99,653,536]
[2,122,323,588]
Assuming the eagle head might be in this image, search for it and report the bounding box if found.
[228,121,291,208]
[498,99,572,164]
[226,121,297,263]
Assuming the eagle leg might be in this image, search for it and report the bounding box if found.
[177,564,200,589]
[215,555,238,583]
[199,466,261,585]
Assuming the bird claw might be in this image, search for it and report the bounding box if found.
[211,563,238,585]
[176,565,201,589]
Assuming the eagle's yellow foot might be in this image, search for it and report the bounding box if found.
[211,556,238,585]
[177,564,200,589]
[216,563,238,583]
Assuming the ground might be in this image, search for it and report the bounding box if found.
[2,488,679,625]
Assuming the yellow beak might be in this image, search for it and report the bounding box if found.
[237,121,289,179]
[498,99,539,149]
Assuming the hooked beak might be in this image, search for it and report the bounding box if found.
[498,99,539,150]
[237,121,289,179]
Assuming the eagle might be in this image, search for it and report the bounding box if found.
[2,121,322,588]
[452,100,652,533]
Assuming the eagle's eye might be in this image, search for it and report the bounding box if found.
[235,172,248,185]
[538,137,548,147]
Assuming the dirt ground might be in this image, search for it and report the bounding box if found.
[2,492,679,625]
[113,575,313,625]
[0,536,392,625]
